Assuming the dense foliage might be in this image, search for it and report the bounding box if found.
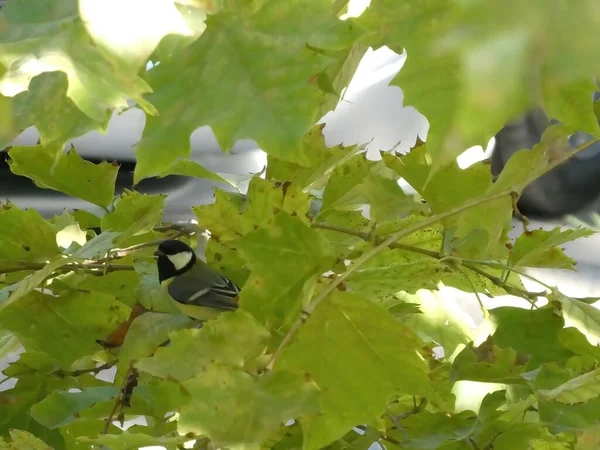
[1,0,600,449]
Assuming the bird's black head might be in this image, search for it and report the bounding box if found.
[154,240,196,282]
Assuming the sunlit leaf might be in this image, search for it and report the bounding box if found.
[0,0,155,121]
[134,0,359,181]
[510,227,595,269]
[0,429,56,450]
[0,71,110,149]
[279,291,439,449]
[8,144,119,208]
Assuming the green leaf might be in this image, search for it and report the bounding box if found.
[0,71,110,149]
[30,386,118,429]
[179,366,319,449]
[2,351,59,378]
[78,431,187,450]
[360,0,600,174]
[552,292,600,345]
[0,429,55,450]
[510,227,595,269]
[320,153,371,215]
[539,396,600,432]
[0,257,73,311]
[382,147,511,260]
[489,306,576,368]
[387,409,476,450]
[71,209,101,231]
[0,0,155,121]
[71,231,120,259]
[0,330,20,362]
[451,339,527,385]
[101,191,165,242]
[538,368,600,404]
[393,290,473,358]
[137,311,270,381]
[266,124,359,191]
[131,258,180,314]
[53,271,140,306]
[238,212,334,327]
[559,327,600,362]
[313,210,369,261]
[45,290,131,342]
[492,423,574,450]
[278,291,438,449]
[0,291,106,366]
[117,311,192,381]
[134,0,359,181]
[242,177,312,231]
[8,144,119,208]
[346,247,443,297]
[193,190,247,244]
[78,0,208,69]
[154,159,232,185]
[0,204,59,262]
[542,77,600,136]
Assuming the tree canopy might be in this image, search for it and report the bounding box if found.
[1,0,600,449]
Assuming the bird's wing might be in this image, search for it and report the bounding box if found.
[167,262,240,311]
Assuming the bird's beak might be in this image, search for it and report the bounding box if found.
[153,249,164,258]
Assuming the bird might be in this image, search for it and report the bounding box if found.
[153,239,240,321]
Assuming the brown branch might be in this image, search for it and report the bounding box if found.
[103,364,138,434]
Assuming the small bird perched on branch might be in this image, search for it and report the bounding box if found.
[154,239,240,320]
[99,238,239,348]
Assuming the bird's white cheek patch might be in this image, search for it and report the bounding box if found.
[167,252,193,271]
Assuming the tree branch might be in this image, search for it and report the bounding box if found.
[310,222,546,301]
[54,360,117,378]
[0,262,134,275]
[266,190,517,370]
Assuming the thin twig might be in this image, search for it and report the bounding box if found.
[103,364,135,434]
[312,223,545,301]
[54,360,117,378]
[0,262,134,275]
[108,230,187,258]
[266,190,516,370]
[311,222,370,240]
